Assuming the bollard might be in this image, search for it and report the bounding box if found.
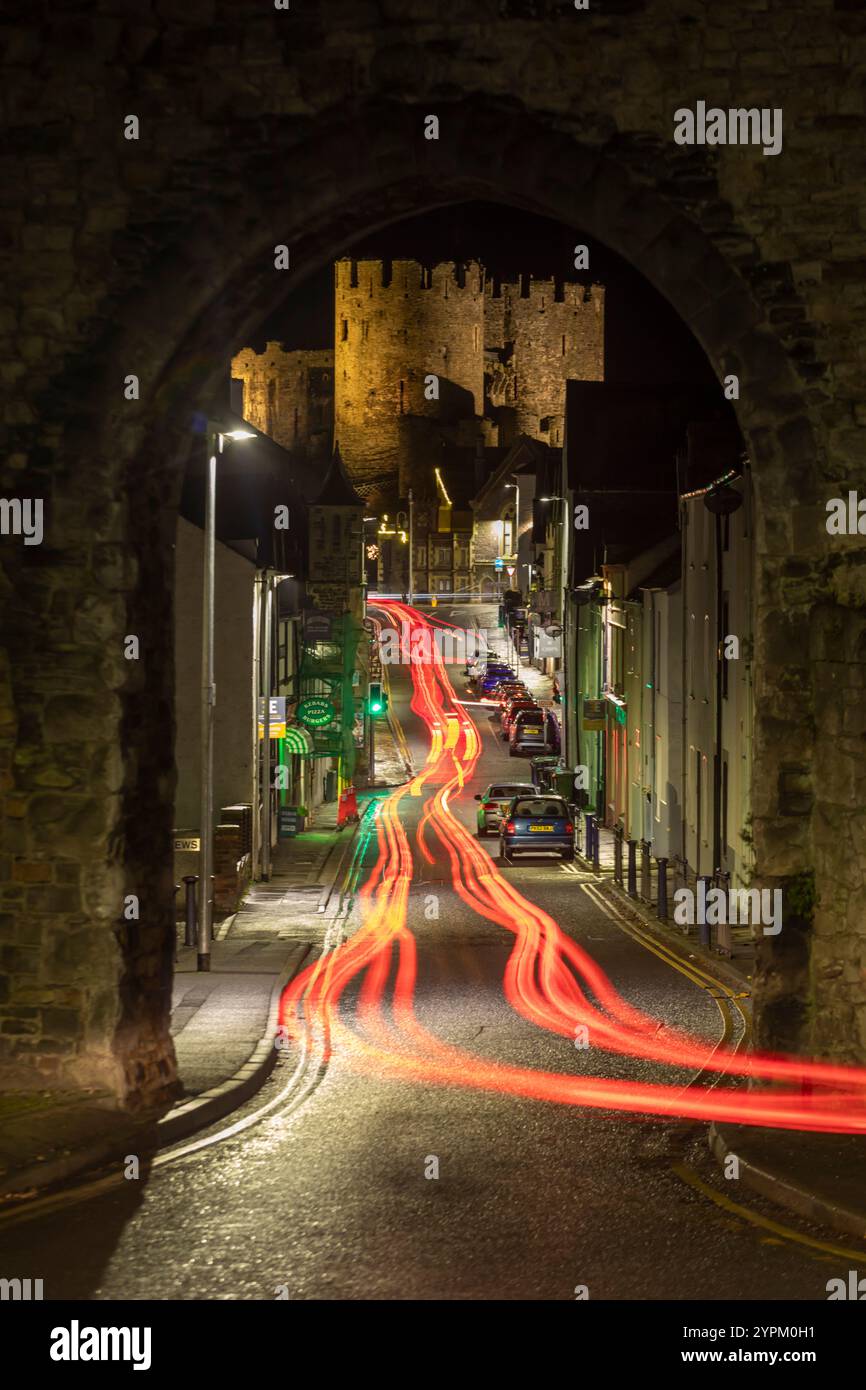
[697,876,711,947]
[640,839,651,902]
[656,858,668,921]
[584,813,595,864]
[627,839,637,897]
[183,875,198,948]
[614,826,623,886]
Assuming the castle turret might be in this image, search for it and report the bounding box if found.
[334,258,485,500]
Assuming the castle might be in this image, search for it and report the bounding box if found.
[231,258,605,506]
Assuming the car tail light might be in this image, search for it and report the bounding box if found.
[565,822,574,834]
[504,821,516,834]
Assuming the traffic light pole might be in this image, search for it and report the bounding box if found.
[368,701,375,784]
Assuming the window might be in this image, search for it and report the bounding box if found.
[561,334,566,355]
[399,380,405,414]
[341,319,348,341]
[503,516,513,555]
[362,320,369,341]
[473,325,479,351]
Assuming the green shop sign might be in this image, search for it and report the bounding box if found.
[297,696,337,729]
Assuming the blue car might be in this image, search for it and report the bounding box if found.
[477,669,515,696]
[499,794,575,862]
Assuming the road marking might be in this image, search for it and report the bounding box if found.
[672,1161,866,1262]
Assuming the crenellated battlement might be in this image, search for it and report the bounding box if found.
[484,277,603,307]
[336,257,485,297]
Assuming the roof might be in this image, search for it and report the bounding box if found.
[315,444,364,507]
[472,435,558,509]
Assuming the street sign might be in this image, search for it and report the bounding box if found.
[583,699,606,731]
[494,557,504,571]
[173,834,200,852]
[257,695,286,739]
[278,806,301,839]
[297,696,336,728]
[506,566,515,577]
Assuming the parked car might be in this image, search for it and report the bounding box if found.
[509,706,552,756]
[468,661,514,692]
[501,698,541,738]
[495,682,531,714]
[545,709,562,755]
[478,670,517,697]
[474,781,536,837]
[499,794,575,861]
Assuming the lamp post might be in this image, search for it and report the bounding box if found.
[408,488,414,606]
[504,480,520,570]
[198,421,255,971]
[540,493,568,762]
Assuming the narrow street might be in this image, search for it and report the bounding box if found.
[0,604,860,1303]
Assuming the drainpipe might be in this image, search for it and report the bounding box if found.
[680,497,688,881]
[262,574,273,881]
[712,510,723,882]
[251,570,263,880]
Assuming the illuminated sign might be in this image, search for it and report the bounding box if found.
[297,696,336,729]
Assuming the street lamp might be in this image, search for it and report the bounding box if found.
[504,480,520,565]
[199,421,255,972]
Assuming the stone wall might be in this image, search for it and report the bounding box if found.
[231,345,333,460]
[2,1,866,1101]
[485,280,605,444]
[334,258,485,499]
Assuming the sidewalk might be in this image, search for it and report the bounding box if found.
[0,802,363,1201]
[578,821,866,1241]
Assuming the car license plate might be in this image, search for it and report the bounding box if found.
[529,824,553,832]
[522,727,542,735]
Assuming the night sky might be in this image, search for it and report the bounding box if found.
[245,200,718,388]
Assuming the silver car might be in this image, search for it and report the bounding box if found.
[475,781,536,837]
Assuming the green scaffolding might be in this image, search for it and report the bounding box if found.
[298,614,362,783]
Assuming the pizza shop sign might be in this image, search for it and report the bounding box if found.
[297,696,336,729]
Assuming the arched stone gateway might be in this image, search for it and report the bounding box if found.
[2,5,864,1104]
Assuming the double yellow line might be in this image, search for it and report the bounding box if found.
[581,878,750,1064]
[580,880,866,1261]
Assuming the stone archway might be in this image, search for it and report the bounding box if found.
[1,92,851,1104]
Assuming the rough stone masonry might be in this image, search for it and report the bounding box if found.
[0,0,864,1105]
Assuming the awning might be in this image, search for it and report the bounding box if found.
[284,723,315,755]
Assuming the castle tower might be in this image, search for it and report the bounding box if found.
[334,259,485,501]
[231,345,333,459]
[484,278,605,448]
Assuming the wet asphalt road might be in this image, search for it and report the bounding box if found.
[0,622,861,1301]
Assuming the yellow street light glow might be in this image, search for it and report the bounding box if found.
[224,429,256,440]
[434,467,452,506]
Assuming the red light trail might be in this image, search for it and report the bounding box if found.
[280,603,866,1133]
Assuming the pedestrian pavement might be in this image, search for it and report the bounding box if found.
[0,794,376,1200]
[572,819,866,1240]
